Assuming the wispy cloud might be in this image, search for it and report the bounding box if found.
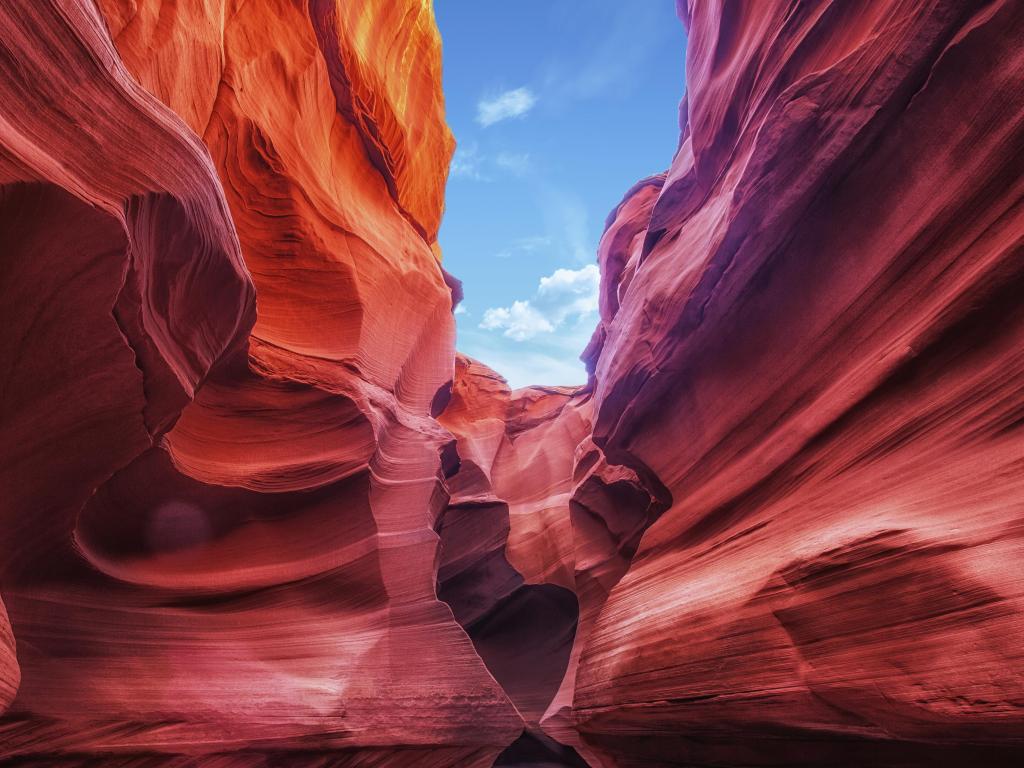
[494,151,532,175]
[495,235,552,259]
[541,3,680,105]
[476,87,537,127]
[449,142,487,180]
[540,186,592,263]
[480,264,599,341]
[454,304,468,316]
[458,317,595,388]
[449,145,536,184]
[466,345,588,389]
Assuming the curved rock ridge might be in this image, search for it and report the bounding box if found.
[96,0,455,387]
[0,0,518,764]
[567,0,1024,765]
[438,355,587,726]
[0,0,255,573]
[97,0,453,244]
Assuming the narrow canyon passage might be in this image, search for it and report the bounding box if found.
[1,1,1023,767]
[434,355,663,766]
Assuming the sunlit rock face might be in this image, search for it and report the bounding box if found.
[1,0,1023,766]
[569,0,1024,765]
[0,0,518,763]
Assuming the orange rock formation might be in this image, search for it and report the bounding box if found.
[0,0,516,763]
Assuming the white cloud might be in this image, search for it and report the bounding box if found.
[494,151,532,175]
[538,264,601,318]
[479,264,599,341]
[481,300,554,341]
[454,304,468,316]
[476,87,537,127]
[450,143,487,180]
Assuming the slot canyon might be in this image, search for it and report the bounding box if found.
[1,0,1023,766]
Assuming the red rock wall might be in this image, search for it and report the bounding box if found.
[0,0,519,764]
[0,598,16,716]
[438,356,587,727]
[569,0,1024,765]
[439,2,1024,765]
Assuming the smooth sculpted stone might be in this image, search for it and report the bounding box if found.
[438,356,586,727]
[438,357,664,767]
[0,597,16,715]
[571,0,1024,765]
[0,0,518,764]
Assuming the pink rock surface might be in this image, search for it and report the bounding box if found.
[570,0,1024,764]
[0,598,16,716]
[438,356,586,726]
[439,357,663,767]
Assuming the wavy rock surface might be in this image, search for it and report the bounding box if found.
[0,0,518,764]
[568,0,1024,765]
[438,356,586,728]
[0,598,16,715]
[439,357,663,767]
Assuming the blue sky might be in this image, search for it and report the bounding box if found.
[435,1,687,388]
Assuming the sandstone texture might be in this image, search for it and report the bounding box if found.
[0,0,517,764]
[570,0,1024,765]
[1,1,1023,767]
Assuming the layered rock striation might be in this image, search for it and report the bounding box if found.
[1,0,1023,767]
[569,0,1024,765]
[0,0,518,764]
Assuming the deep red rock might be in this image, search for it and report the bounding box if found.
[571,0,1024,765]
[0,597,16,716]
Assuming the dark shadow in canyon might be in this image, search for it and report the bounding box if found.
[435,499,586,765]
[494,730,592,768]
